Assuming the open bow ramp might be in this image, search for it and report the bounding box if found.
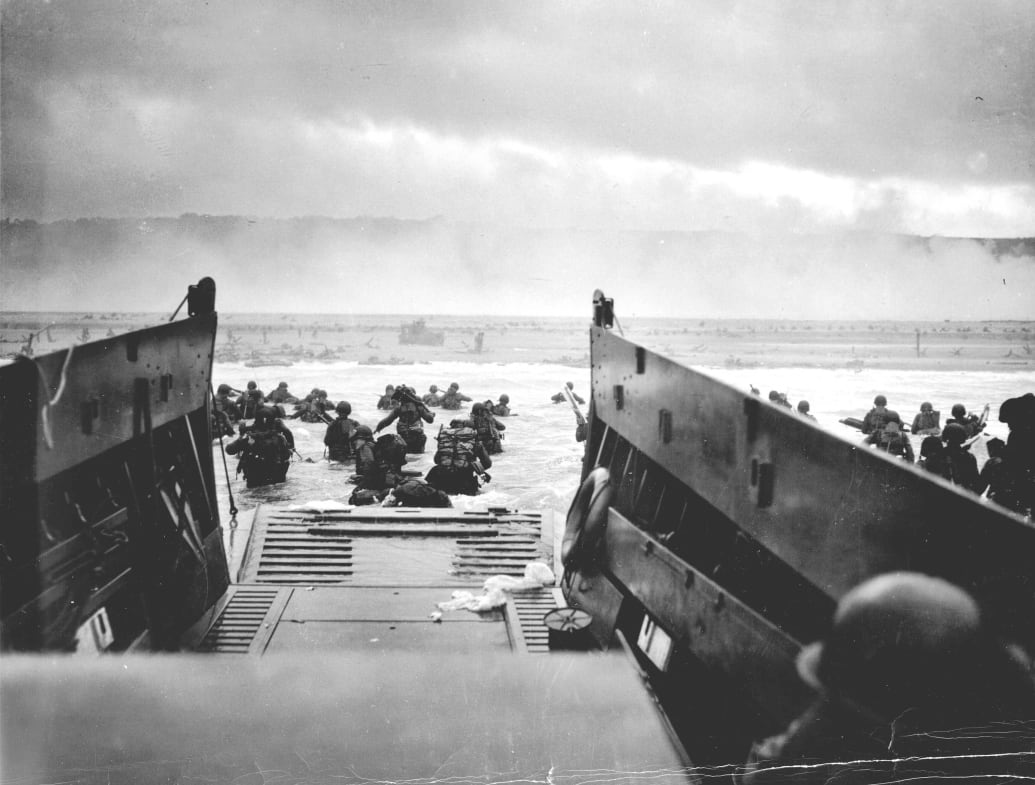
[187,505,567,656]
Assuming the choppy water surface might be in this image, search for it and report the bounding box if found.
[211,361,593,530]
[212,358,1031,522]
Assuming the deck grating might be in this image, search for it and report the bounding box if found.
[198,587,280,653]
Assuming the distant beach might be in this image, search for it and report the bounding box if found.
[3,311,1033,373]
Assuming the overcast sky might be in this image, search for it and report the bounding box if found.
[3,0,1034,237]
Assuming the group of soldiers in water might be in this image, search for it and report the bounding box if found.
[857,393,1034,516]
[212,378,514,506]
[758,385,1034,518]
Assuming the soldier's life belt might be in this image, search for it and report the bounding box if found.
[561,467,613,571]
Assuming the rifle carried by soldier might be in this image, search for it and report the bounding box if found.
[562,386,588,442]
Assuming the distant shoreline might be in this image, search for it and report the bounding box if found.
[2,312,1032,373]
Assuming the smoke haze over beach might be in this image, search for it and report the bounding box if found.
[2,217,1034,319]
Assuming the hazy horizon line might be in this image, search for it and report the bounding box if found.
[2,309,1033,326]
[2,214,1033,242]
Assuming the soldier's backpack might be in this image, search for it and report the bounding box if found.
[325,417,355,447]
[391,479,452,508]
[471,410,498,439]
[375,433,407,459]
[249,430,289,466]
[434,425,478,470]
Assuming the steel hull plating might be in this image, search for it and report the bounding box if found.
[0,310,229,650]
[564,318,1035,763]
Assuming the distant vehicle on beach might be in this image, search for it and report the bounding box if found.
[398,319,445,346]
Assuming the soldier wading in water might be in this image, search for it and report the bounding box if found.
[375,385,435,454]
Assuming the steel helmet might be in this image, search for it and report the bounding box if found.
[920,436,943,458]
[942,422,967,445]
[797,573,985,717]
[247,381,257,390]
[951,403,966,418]
[921,401,933,412]
[217,383,231,394]
[471,402,486,413]
[351,425,373,442]
[985,437,1006,458]
[336,401,352,415]
[797,400,810,413]
[499,394,509,404]
[429,385,438,392]
[874,395,887,407]
[999,392,1035,426]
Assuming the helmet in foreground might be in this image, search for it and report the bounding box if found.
[796,572,1031,720]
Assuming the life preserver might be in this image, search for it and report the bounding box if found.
[562,466,614,571]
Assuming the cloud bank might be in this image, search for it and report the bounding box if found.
[3,1,1033,235]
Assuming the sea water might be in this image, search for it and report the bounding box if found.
[211,358,1033,528]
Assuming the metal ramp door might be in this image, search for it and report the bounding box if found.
[200,506,562,655]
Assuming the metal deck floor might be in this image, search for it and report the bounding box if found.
[192,505,564,655]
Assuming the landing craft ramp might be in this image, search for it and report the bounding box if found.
[188,505,564,655]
